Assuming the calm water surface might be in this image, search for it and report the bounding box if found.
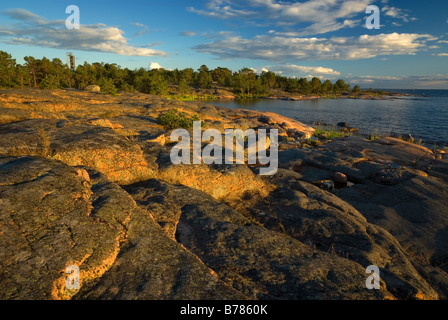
[211,89,448,147]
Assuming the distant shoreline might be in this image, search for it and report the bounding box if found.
[185,88,416,102]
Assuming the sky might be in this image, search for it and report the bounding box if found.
[0,0,447,89]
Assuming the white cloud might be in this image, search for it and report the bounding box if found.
[348,74,448,89]
[3,8,53,25]
[189,1,419,36]
[141,42,164,48]
[0,9,167,57]
[433,53,448,57]
[352,75,403,82]
[187,0,371,35]
[202,30,236,39]
[271,19,360,37]
[181,31,197,37]
[266,64,340,76]
[186,0,255,18]
[306,75,324,80]
[132,22,151,37]
[149,62,164,70]
[194,32,436,62]
[382,6,416,23]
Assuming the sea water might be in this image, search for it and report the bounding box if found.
[211,89,448,148]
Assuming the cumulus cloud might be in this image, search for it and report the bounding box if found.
[266,64,341,76]
[149,62,164,70]
[188,0,421,36]
[194,32,436,62]
[188,0,370,35]
[0,8,167,57]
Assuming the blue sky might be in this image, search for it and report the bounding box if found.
[0,0,447,88]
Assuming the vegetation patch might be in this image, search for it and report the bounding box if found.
[168,94,218,101]
[0,50,358,99]
[313,128,348,140]
[157,109,201,130]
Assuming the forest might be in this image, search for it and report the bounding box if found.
[0,51,357,98]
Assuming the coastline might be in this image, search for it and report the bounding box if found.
[176,87,415,102]
[0,88,447,300]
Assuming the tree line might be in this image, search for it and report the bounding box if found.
[0,51,357,97]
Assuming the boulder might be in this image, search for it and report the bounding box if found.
[334,172,348,184]
[157,162,271,201]
[84,85,101,93]
[0,156,244,300]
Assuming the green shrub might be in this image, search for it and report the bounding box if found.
[98,77,118,96]
[367,129,381,141]
[313,127,348,140]
[157,109,200,130]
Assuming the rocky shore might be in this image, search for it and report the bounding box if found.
[185,86,408,101]
[0,88,447,300]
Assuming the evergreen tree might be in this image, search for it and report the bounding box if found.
[24,56,39,88]
[321,80,333,94]
[298,78,312,95]
[260,71,277,90]
[15,64,31,88]
[232,68,260,96]
[335,79,350,92]
[0,51,16,88]
[311,77,322,94]
[286,78,299,93]
[147,69,168,95]
[211,67,232,87]
[0,50,354,99]
[196,65,212,89]
[179,68,194,87]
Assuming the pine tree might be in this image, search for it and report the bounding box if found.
[0,51,16,88]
